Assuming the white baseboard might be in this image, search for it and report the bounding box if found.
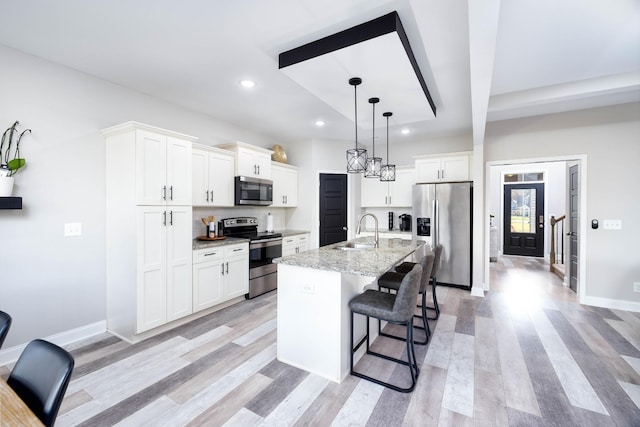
[583,296,640,313]
[0,320,106,366]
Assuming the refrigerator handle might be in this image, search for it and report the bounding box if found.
[433,199,438,246]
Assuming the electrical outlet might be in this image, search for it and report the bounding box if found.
[634,282,640,293]
[64,223,82,236]
[302,283,315,294]
[603,220,622,230]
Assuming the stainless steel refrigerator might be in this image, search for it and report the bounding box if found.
[412,181,472,289]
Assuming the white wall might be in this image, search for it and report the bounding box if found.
[485,102,640,306]
[0,45,277,348]
[489,161,567,260]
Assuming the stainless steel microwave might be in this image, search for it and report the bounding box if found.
[235,176,273,206]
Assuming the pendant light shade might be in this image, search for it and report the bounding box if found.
[380,112,396,182]
[365,97,382,178]
[346,77,367,173]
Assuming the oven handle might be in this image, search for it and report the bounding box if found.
[250,238,282,248]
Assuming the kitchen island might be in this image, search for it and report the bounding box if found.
[274,237,425,383]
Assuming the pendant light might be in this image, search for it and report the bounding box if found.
[380,112,396,182]
[364,97,382,178]
[346,77,367,173]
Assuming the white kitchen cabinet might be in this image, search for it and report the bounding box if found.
[282,233,310,256]
[192,145,235,207]
[415,153,470,182]
[136,205,193,333]
[135,129,192,206]
[271,162,298,207]
[103,121,198,342]
[192,242,248,311]
[217,141,273,179]
[361,167,414,207]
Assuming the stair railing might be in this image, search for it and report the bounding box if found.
[549,214,566,271]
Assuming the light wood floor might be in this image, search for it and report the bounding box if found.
[3,255,640,426]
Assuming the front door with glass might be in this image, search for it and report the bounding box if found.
[503,183,545,257]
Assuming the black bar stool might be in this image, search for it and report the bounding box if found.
[349,264,422,393]
[378,252,435,344]
[395,244,442,320]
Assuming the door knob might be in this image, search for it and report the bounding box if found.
[342,226,348,231]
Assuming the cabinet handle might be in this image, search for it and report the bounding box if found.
[162,185,167,201]
[169,185,174,201]
[388,196,391,205]
[233,248,243,252]
[210,190,214,202]
[437,170,440,180]
[204,252,218,256]
[206,190,210,202]
[225,262,229,274]
[169,210,173,225]
[162,211,167,226]
[254,164,257,175]
[221,263,225,275]
[257,165,260,175]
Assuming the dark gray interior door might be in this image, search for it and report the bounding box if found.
[503,183,545,257]
[569,165,579,292]
[319,173,347,247]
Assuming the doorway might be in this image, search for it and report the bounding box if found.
[503,183,545,257]
[319,173,347,247]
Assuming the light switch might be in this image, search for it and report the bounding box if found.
[602,220,622,230]
[64,223,82,236]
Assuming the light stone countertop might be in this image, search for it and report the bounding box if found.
[192,236,249,250]
[273,237,424,277]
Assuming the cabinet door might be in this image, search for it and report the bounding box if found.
[192,148,209,206]
[441,156,469,181]
[208,151,235,206]
[166,136,192,206]
[361,176,389,207]
[415,158,442,183]
[389,168,414,207]
[282,167,298,206]
[296,234,309,252]
[254,152,272,179]
[135,130,166,205]
[223,255,249,299]
[136,206,167,333]
[193,259,224,311]
[166,206,193,322]
[282,237,296,256]
[271,166,287,207]
[236,148,257,177]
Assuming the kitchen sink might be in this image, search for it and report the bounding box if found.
[334,242,375,251]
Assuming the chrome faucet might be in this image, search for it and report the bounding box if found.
[356,213,379,248]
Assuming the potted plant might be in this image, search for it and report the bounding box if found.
[0,120,30,196]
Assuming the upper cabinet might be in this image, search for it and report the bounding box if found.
[103,122,196,206]
[271,162,298,207]
[217,142,273,179]
[415,153,471,183]
[192,145,235,207]
[361,167,414,207]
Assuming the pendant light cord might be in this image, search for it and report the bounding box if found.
[354,84,358,149]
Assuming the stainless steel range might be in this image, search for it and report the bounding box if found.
[220,217,282,299]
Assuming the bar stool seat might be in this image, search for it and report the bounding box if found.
[394,244,442,320]
[349,264,422,393]
[378,252,435,344]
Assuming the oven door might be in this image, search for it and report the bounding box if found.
[249,237,282,279]
[235,176,273,206]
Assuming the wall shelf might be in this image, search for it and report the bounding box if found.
[0,197,22,209]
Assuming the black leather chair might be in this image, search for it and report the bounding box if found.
[0,310,11,348]
[349,264,422,393]
[7,339,75,427]
[378,252,435,345]
[395,244,443,320]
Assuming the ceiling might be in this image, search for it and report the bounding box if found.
[0,0,638,146]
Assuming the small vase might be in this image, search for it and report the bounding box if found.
[0,176,15,197]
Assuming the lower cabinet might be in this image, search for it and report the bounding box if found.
[193,242,249,311]
[282,233,310,256]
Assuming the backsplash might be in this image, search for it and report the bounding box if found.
[192,207,287,238]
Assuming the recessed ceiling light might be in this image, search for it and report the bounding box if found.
[401,128,410,135]
[240,79,256,88]
[315,120,325,127]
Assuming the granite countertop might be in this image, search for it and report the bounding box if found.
[192,236,249,250]
[279,229,310,237]
[274,237,423,277]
